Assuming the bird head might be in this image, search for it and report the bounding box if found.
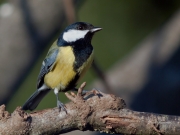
[57,22,102,46]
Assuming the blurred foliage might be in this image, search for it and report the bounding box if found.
[0,0,6,4]
[7,0,180,112]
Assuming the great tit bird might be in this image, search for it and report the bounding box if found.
[22,22,102,111]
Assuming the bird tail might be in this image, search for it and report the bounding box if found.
[22,89,51,111]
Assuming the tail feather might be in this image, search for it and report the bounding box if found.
[22,89,51,111]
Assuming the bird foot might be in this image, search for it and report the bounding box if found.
[90,88,102,96]
[57,100,67,113]
[82,88,102,98]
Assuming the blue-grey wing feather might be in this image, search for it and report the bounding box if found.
[37,48,59,88]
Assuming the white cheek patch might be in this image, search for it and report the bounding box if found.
[63,29,89,42]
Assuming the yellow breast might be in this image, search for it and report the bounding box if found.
[44,46,76,90]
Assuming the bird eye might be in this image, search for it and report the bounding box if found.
[77,26,83,30]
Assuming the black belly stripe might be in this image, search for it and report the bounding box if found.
[62,44,92,91]
[63,74,79,91]
[61,44,93,91]
[72,44,93,71]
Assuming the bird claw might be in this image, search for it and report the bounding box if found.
[57,100,67,113]
[92,88,102,95]
[82,88,102,99]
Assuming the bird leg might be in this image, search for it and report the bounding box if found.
[54,88,67,113]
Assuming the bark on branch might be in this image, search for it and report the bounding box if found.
[1,82,180,135]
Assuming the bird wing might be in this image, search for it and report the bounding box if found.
[37,47,59,89]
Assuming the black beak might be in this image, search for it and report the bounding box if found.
[90,27,102,33]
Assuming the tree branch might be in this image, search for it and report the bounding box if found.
[1,83,180,135]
